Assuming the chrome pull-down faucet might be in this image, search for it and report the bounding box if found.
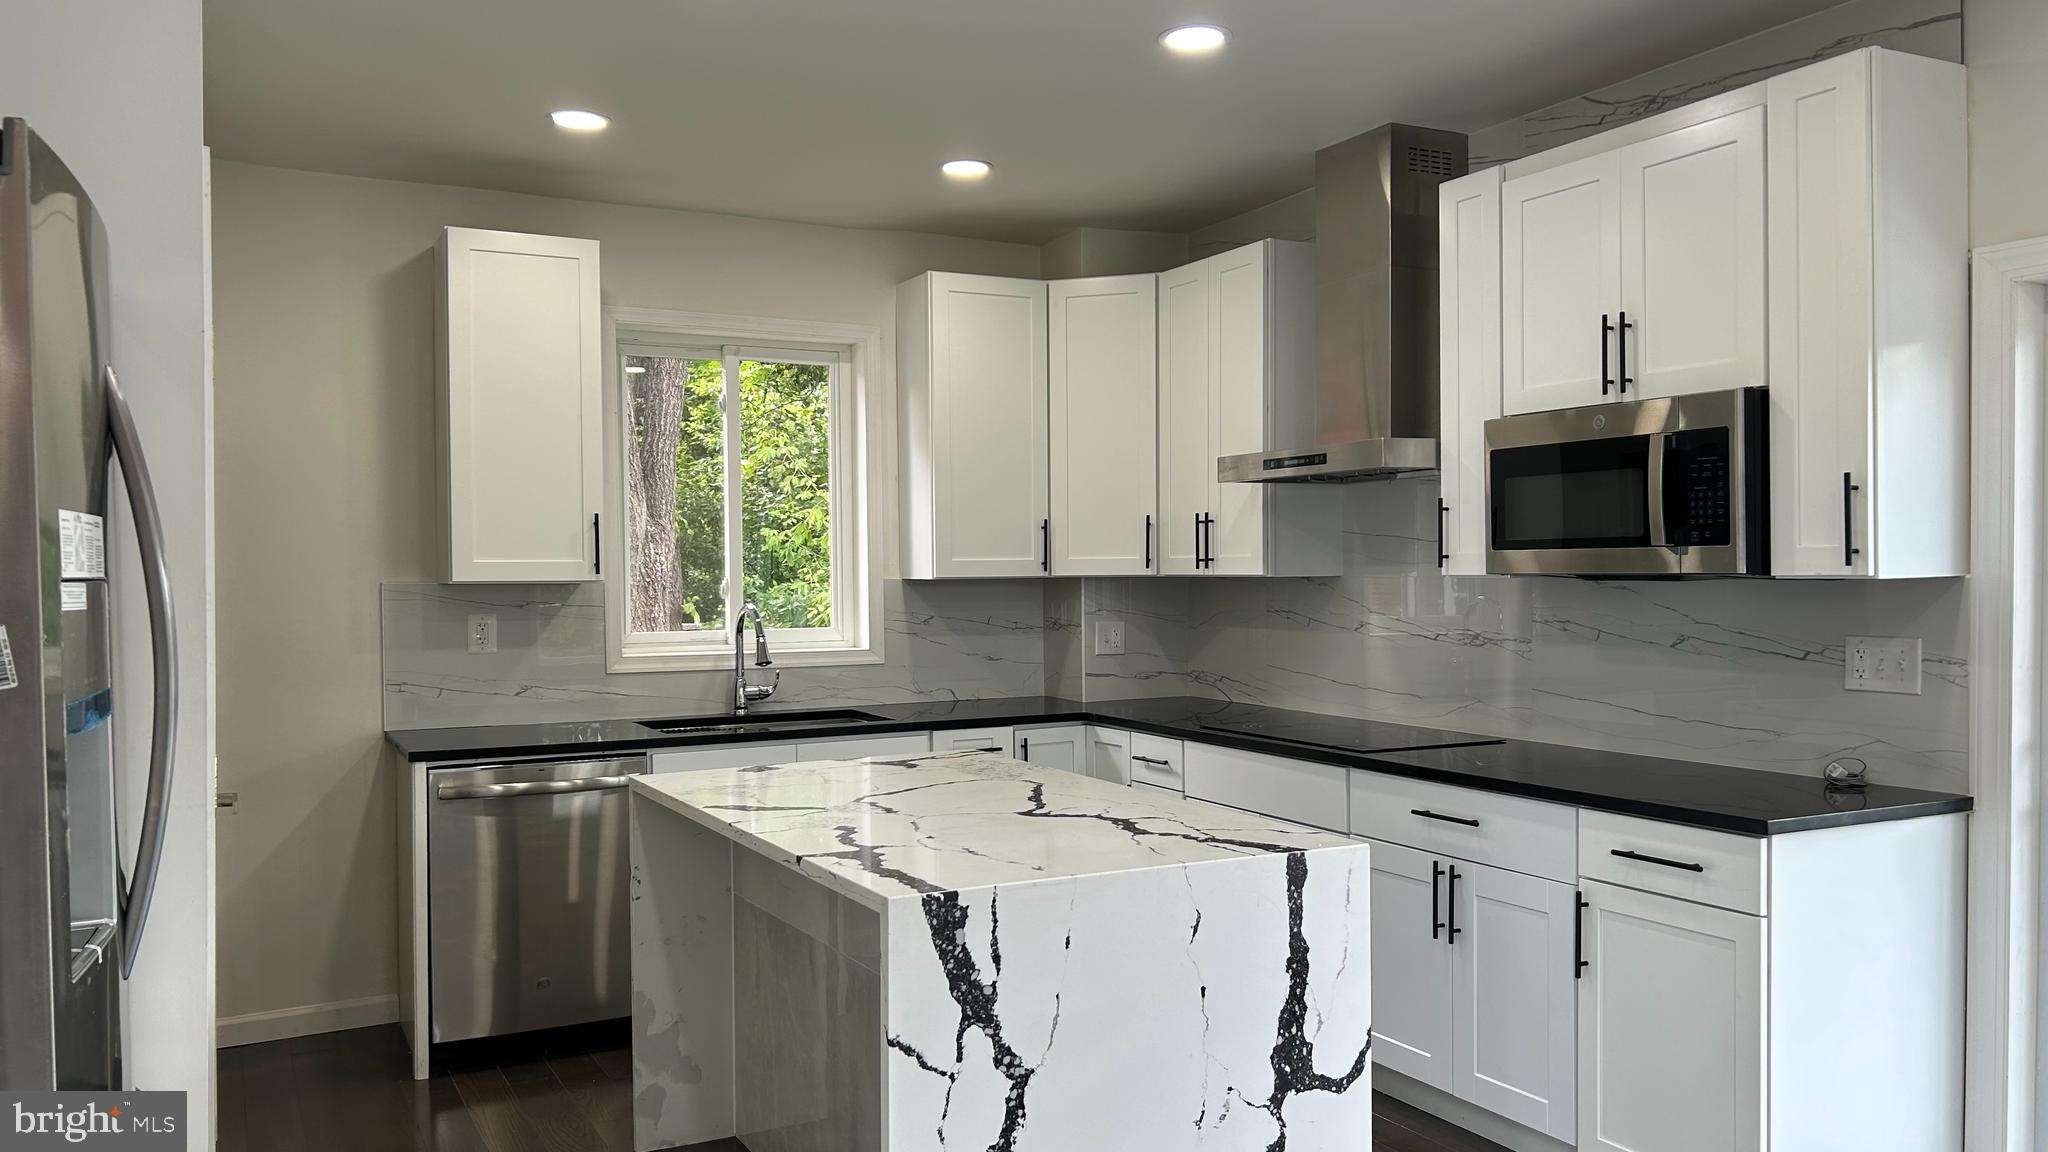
[733,601,779,714]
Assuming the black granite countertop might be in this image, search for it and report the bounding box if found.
[386,695,1970,835]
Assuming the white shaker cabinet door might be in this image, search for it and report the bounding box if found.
[439,227,603,582]
[902,273,1050,578]
[1367,839,1457,1094]
[1048,275,1158,575]
[1578,880,1764,1152]
[1016,724,1088,776]
[1438,168,1502,576]
[1501,153,1622,417]
[1618,105,1768,402]
[1452,864,1578,1144]
[1157,259,1213,576]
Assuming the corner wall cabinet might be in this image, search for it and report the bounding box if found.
[898,239,1338,581]
[436,227,603,583]
[1048,275,1158,575]
[898,272,1051,579]
[1447,47,1968,579]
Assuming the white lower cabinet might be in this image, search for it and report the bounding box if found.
[1367,841,1458,1091]
[1016,724,1089,775]
[1455,863,1579,1144]
[794,732,931,761]
[650,743,799,774]
[1368,839,1578,1143]
[1085,726,1131,785]
[1576,879,1763,1152]
[931,727,1014,756]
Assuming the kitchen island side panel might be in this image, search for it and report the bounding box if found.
[884,845,1374,1151]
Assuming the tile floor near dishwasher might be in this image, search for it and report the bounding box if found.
[216,1024,1508,1152]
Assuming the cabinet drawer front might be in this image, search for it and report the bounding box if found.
[651,743,798,774]
[1577,810,1767,914]
[794,733,932,762]
[931,727,1014,757]
[1128,732,1185,791]
[1350,772,1576,882]
[1183,743,1347,832]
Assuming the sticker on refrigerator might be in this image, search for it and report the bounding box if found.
[61,583,89,612]
[58,509,106,580]
[0,625,15,691]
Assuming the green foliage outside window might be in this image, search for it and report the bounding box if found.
[627,352,833,636]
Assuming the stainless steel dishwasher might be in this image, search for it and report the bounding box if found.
[428,755,646,1043]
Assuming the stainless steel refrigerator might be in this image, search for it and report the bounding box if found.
[0,118,178,1091]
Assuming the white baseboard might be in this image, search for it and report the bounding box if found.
[1376,1068,1573,1152]
[215,993,399,1049]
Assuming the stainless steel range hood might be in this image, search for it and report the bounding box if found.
[1220,123,1468,483]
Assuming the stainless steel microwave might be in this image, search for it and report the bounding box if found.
[1484,388,1768,577]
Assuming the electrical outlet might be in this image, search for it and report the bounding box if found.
[1845,636,1920,694]
[1092,619,1125,656]
[467,613,498,654]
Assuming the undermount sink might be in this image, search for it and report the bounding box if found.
[637,708,887,736]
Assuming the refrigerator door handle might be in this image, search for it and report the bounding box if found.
[105,366,178,979]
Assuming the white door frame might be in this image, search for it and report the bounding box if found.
[1966,236,2048,1152]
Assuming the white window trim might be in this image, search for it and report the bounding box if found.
[601,306,882,673]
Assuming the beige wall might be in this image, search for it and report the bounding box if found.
[1967,0,2048,247]
[209,160,1041,1031]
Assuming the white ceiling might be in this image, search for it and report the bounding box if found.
[203,0,1844,244]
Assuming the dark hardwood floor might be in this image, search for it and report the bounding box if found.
[219,1023,1507,1152]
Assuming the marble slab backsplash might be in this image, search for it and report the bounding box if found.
[382,579,1054,729]
[1080,478,1969,793]
[1465,0,1960,167]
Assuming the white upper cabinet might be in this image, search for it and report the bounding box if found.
[1619,106,1767,401]
[1766,49,1967,577]
[436,227,603,583]
[1048,275,1158,575]
[1438,167,1501,576]
[1501,152,1621,416]
[1155,240,1341,578]
[898,272,1050,579]
[1157,260,1212,575]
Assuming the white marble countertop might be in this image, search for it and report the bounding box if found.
[628,749,1353,911]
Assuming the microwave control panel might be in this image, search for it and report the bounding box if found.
[1672,428,1731,547]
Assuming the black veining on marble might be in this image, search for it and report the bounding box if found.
[1242,852,1372,1152]
[917,890,1036,1150]
[795,825,946,895]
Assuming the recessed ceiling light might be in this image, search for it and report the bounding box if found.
[624,365,647,375]
[551,109,609,132]
[941,159,993,180]
[1160,24,1230,54]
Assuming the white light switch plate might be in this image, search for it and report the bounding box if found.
[1092,619,1125,656]
[467,613,498,654]
[1845,636,1920,694]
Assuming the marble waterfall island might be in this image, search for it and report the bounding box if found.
[628,750,1373,1152]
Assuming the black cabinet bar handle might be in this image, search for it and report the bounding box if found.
[1843,473,1860,567]
[1437,500,1449,569]
[1447,865,1463,940]
[1617,311,1632,394]
[1411,808,1481,828]
[1193,513,1205,569]
[1131,755,1171,766]
[1575,891,1589,979]
[1201,513,1215,569]
[1431,860,1445,941]
[1040,518,1050,572]
[1601,314,1614,396]
[1610,848,1705,873]
[974,746,1002,753]
[1143,513,1152,570]
[592,512,602,575]
[1020,737,1030,759]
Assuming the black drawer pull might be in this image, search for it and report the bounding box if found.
[973,746,1002,753]
[1610,848,1704,873]
[1410,808,1480,828]
[1601,314,1614,396]
[1843,472,1861,567]
[1131,755,1171,766]
[1431,861,1445,941]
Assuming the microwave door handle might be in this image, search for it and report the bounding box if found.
[105,366,179,980]
[1647,432,1669,551]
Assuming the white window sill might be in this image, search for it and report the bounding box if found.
[608,645,883,675]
